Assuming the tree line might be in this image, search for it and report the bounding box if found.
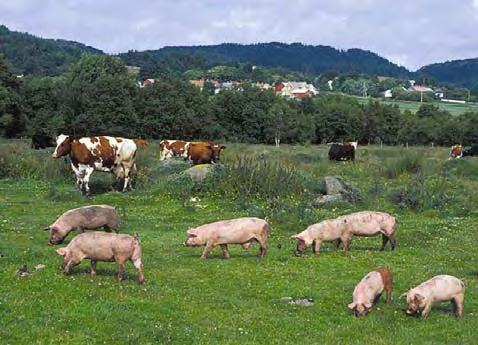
[1,54,478,146]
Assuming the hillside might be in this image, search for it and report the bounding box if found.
[0,25,102,76]
[120,42,411,78]
[417,58,478,89]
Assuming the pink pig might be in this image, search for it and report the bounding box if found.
[184,217,270,258]
[348,267,393,317]
[291,211,397,256]
[403,275,465,318]
[56,231,145,284]
[46,205,119,245]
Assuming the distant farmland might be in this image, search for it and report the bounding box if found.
[353,96,478,115]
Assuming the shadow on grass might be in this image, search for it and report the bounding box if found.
[65,266,139,282]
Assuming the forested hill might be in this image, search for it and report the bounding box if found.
[120,42,411,78]
[417,58,478,89]
[0,25,102,76]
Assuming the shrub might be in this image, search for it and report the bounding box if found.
[383,152,422,179]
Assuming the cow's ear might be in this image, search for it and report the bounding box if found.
[56,248,68,256]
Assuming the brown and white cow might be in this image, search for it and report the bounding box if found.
[159,139,189,161]
[449,144,463,159]
[52,134,139,195]
[184,141,226,165]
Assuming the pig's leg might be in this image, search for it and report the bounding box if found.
[341,233,352,253]
[333,239,341,250]
[258,237,268,258]
[453,294,464,318]
[201,242,215,259]
[384,284,392,304]
[116,256,128,281]
[380,234,389,251]
[220,244,230,259]
[313,240,322,255]
[132,258,145,284]
[389,233,397,250]
[420,303,432,318]
[90,260,97,276]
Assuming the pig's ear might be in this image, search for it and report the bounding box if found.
[56,248,68,256]
[347,302,356,310]
[364,301,373,309]
[290,234,304,241]
[187,229,197,237]
[414,293,425,302]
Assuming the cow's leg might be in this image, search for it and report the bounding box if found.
[71,163,83,190]
[82,166,94,196]
[121,161,135,192]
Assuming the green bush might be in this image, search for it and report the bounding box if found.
[383,151,422,179]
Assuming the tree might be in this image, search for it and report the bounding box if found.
[61,54,138,136]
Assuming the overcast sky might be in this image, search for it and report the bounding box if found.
[0,0,477,70]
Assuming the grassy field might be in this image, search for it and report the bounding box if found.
[1,141,478,344]
[352,95,478,115]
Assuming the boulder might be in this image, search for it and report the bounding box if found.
[314,176,360,206]
[184,164,215,183]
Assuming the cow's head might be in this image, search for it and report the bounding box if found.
[52,134,72,158]
[450,144,463,159]
[209,143,226,162]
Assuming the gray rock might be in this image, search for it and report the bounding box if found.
[184,164,215,183]
[314,176,361,206]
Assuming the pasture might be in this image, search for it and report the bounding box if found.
[1,140,478,344]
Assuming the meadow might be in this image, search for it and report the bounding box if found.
[1,140,478,344]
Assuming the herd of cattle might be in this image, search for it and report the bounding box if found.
[31,134,226,195]
[28,134,469,319]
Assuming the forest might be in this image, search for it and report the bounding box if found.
[1,53,478,146]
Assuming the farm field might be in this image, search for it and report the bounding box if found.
[1,140,478,344]
[352,95,478,115]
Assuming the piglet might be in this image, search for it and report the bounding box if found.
[348,267,393,317]
[402,275,465,318]
[45,205,119,244]
[56,231,145,284]
[184,217,269,258]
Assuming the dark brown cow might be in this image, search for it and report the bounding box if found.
[185,142,226,165]
[52,134,138,195]
[159,139,188,160]
[328,141,357,162]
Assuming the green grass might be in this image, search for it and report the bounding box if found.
[1,142,478,344]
